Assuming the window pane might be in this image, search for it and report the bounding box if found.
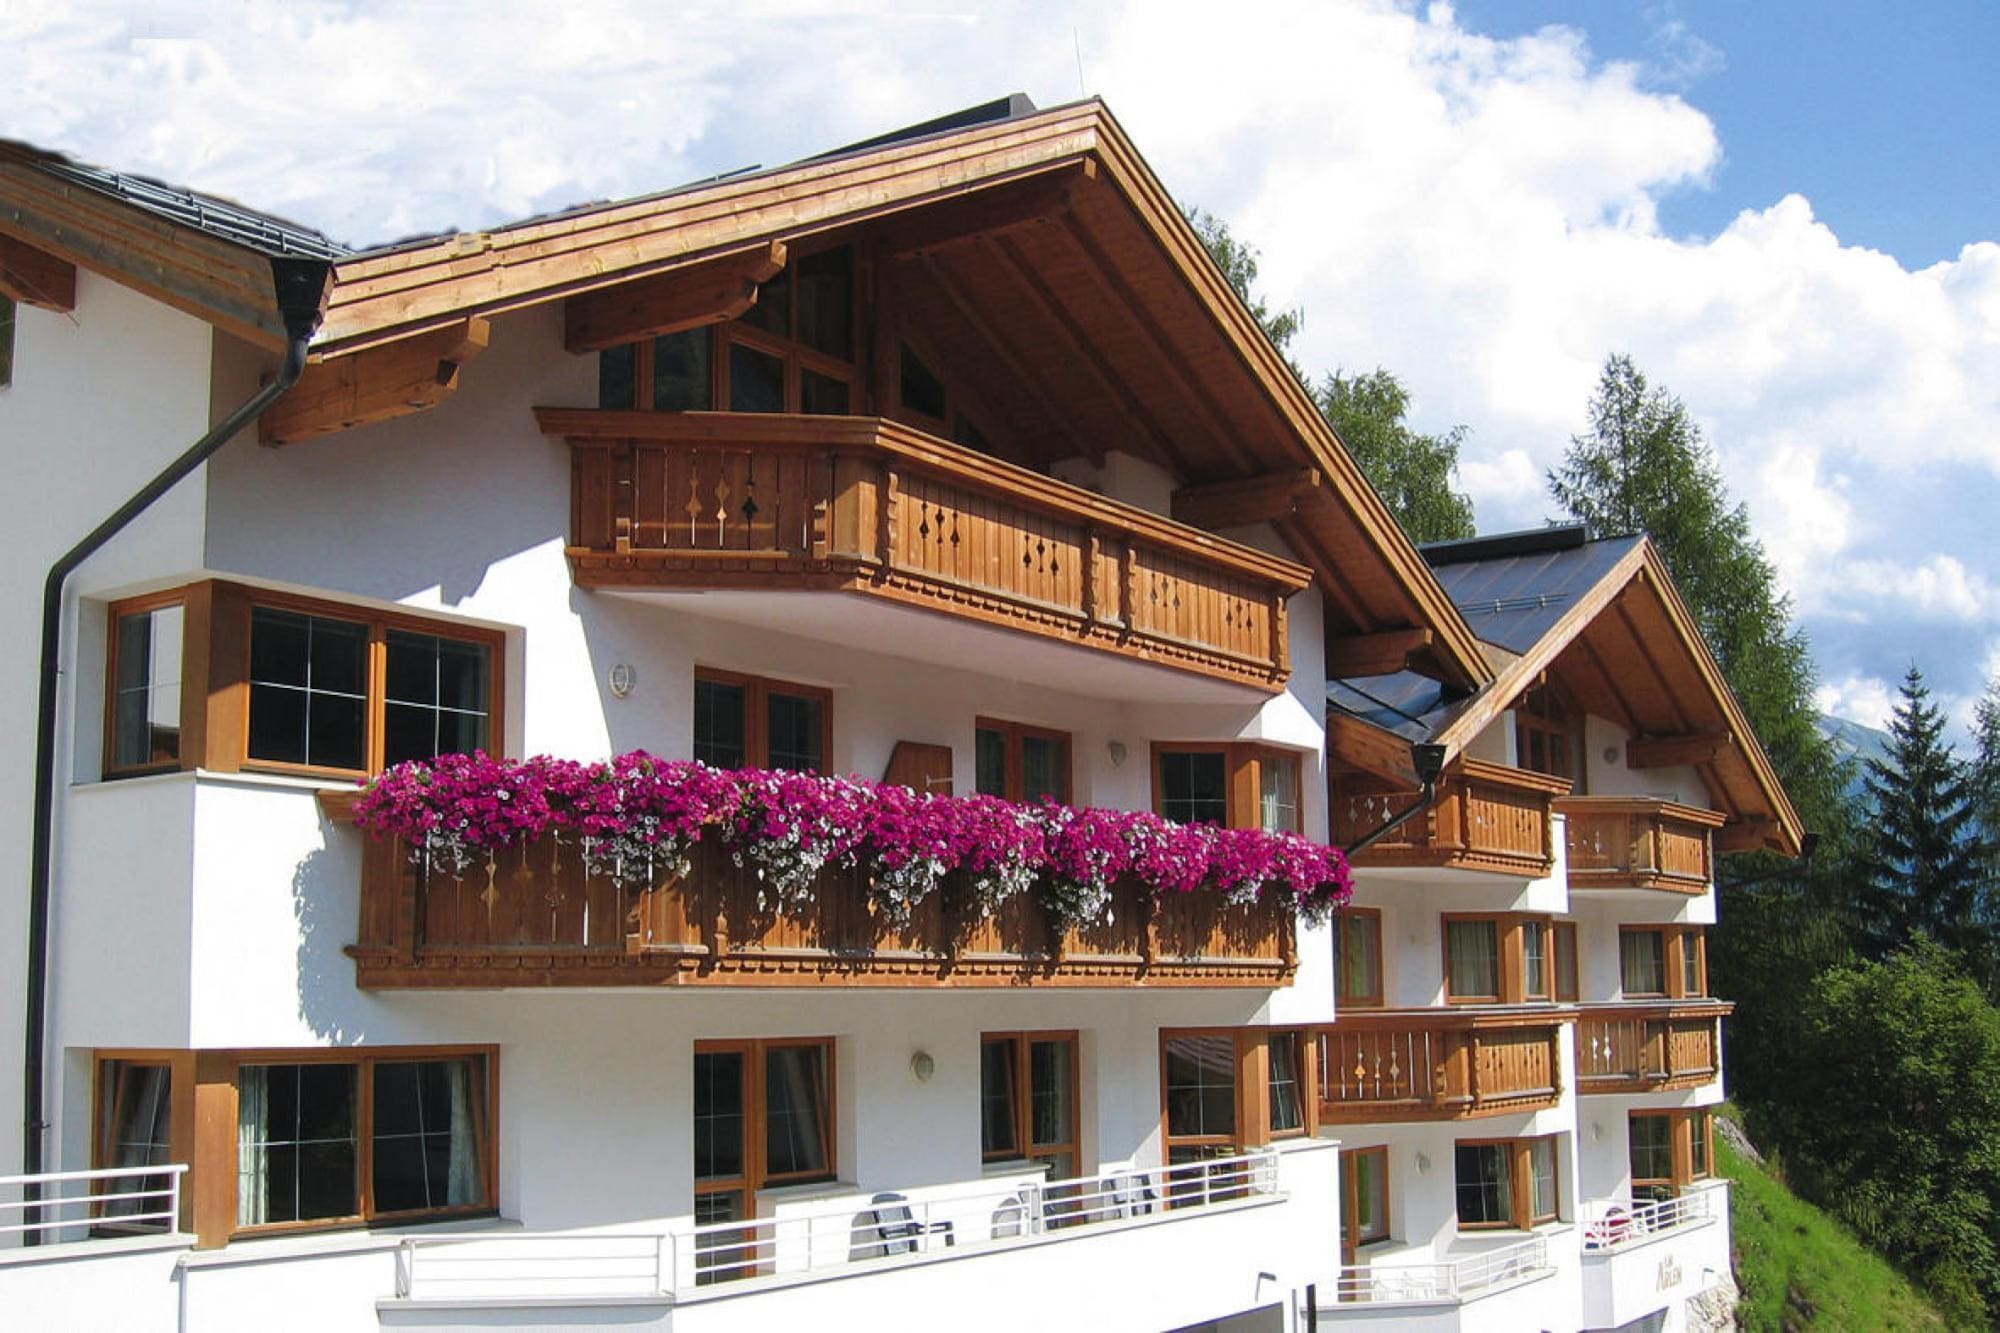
[1555,924,1578,1000]
[900,344,946,419]
[1351,1151,1387,1240]
[308,617,368,696]
[112,605,183,768]
[764,1046,829,1178]
[249,607,310,687]
[795,248,852,359]
[238,1064,358,1227]
[1530,1138,1558,1220]
[384,631,492,765]
[766,691,823,772]
[248,610,367,770]
[1258,755,1299,832]
[1629,1115,1674,1183]
[100,1063,173,1223]
[1339,913,1381,1002]
[1267,1034,1303,1134]
[652,329,711,411]
[741,267,790,339]
[728,342,785,413]
[308,692,367,771]
[1447,920,1499,998]
[799,369,849,415]
[599,343,637,409]
[693,679,747,769]
[1164,1035,1235,1141]
[1160,751,1228,826]
[1681,933,1704,995]
[1021,734,1068,805]
[0,295,13,388]
[372,1057,487,1214]
[1690,1114,1711,1178]
[1454,1143,1511,1225]
[975,727,1007,798]
[693,1051,745,1182]
[980,1039,1018,1155]
[1523,921,1548,998]
[1622,931,1666,995]
[1029,1039,1074,1151]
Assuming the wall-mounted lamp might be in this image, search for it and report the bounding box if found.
[1603,745,1620,765]
[1106,740,1128,768]
[1591,1121,1602,1143]
[1415,1151,1431,1176]
[608,663,636,698]
[909,1050,935,1083]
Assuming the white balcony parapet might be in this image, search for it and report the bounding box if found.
[0,1164,187,1244]
[1321,1234,1551,1306]
[1581,1188,1717,1254]
[393,1150,1281,1304]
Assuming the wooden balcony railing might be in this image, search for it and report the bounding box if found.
[1328,761,1571,878]
[329,798,1297,990]
[1574,1001,1730,1093]
[1315,1009,1567,1123]
[1558,797,1727,893]
[538,410,1311,691]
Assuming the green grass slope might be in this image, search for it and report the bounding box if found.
[1721,1131,1952,1331]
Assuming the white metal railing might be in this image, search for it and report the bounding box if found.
[0,1164,187,1244]
[397,1150,1280,1301]
[1580,1188,1715,1253]
[1323,1234,1550,1305]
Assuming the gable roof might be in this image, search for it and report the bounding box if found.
[1331,525,1804,856]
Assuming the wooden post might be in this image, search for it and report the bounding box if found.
[189,1053,238,1249]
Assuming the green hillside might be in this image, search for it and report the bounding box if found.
[1721,1126,1952,1331]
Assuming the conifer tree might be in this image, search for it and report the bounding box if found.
[1317,370,1477,543]
[1860,667,1992,969]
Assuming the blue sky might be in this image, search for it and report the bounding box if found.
[8,0,1998,742]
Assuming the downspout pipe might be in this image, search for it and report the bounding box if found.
[21,256,331,1230]
[1341,742,1449,859]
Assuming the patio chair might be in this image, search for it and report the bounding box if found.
[866,1191,954,1257]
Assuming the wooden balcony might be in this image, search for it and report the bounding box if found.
[1557,797,1727,894]
[1327,761,1571,877]
[330,801,1297,990]
[538,409,1311,691]
[1315,1009,1567,1123]
[1574,1001,1730,1093]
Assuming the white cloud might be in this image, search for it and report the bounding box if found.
[1816,674,1900,731]
[7,0,1996,718]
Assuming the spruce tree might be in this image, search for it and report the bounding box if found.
[1861,667,1991,968]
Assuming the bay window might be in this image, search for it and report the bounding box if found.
[1455,1135,1560,1230]
[96,1058,176,1228]
[1620,925,1708,999]
[106,595,185,774]
[1160,1028,1316,1167]
[1629,1109,1714,1199]
[1443,913,1563,1004]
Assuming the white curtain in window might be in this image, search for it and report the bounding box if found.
[237,1066,269,1227]
[1447,921,1499,997]
[446,1060,479,1207]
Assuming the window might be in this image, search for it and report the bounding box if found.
[0,294,13,388]
[1456,1136,1560,1230]
[597,329,713,412]
[724,248,857,415]
[693,1038,834,1278]
[900,343,948,421]
[1515,678,1576,782]
[106,596,185,774]
[980,1032,1080,1179]
[1620,926,1708,998]
[1342,1146,1390,1251]
[693,669,830,772]
[1162,1033,1237,1162]
[1267,1032,1305,1136]
[1337,908,1383,1007]
[974,718,1071,804]
[1152,744,1304,831]
[1553,921,1579,1002]
[235,1051,493,1232]
[1630,1110,1713,1199]
[1443,914,1562,1005]
[1160,1028,1314,1166]
[104,583,501,781]
[96,1059,175,1228]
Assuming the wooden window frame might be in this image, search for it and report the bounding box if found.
[1553,920,1580,1002]
[1454,1134,1560,1232]
[1629,1109,1713,1195]
[1619,925,1707,999]
[103,580,506,783]
[718,244,861,415]
[1159,1027,1318,1160]
[1442,913,1559,1005]
[1336,907,1385,1008]
[1515,674,1581,784]
[979,1030,1082,1173]
[0,293,14,389]
[974,717,1073,805]
[694,667,833,773]
[693,1037,838,1222]
[92,1051,197,1233]
[1341,1145,1392,1254]
[1150,743,1306,832]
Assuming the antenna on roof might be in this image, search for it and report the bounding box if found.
[1073,28,1087,97]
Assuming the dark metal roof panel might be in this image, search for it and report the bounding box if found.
[20,151,352,260]
[1427,533,1643,657]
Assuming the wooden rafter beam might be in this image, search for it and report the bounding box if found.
[259,318,491,446]
[1328,712,1423,786]
[0,233,76,311]
[1173,469,1321,529]
[1626,731,1733,769]
[1715,817,1775,855]
[1326,628,1437,680]
[562,241,786,353]
[873,161,1096,260]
